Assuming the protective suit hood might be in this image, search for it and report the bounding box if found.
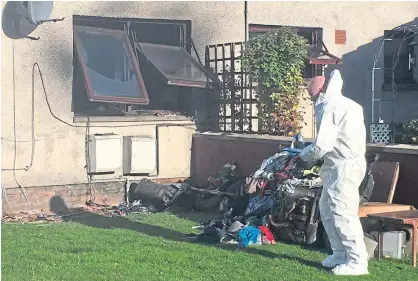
[318,69,343,105]
[313,70,343,130]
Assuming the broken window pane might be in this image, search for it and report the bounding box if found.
[136,43,215,88]
[74,26,150,104]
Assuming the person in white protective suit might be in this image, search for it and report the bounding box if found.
[297,70,369,276]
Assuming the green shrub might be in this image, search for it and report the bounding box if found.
[397,119,418,144]
[242,27,308,136]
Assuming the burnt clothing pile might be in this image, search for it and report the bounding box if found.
[186,219,275,248]
[186,136,324,247]
[241,144,323,246]
[252,149,303,182]
[206,162,242,191]
[193,162,248,215]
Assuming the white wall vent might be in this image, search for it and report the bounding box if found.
[123,136,157,176]
[88,134,122,173]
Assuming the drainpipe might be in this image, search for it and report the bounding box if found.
[244,1,248,42]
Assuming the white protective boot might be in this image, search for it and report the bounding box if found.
[332,263,369,276]
[321,251,346,268]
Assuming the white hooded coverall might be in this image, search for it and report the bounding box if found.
[299,70,368,269]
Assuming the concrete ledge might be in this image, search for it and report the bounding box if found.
[367,143,418,155]
[195,132,418,155]
[73,114,194,124]
[195,132,315,144]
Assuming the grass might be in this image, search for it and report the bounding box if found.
[2,211,417,281]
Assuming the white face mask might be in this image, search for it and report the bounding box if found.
[314,95,326,132]
[315,92,326,104]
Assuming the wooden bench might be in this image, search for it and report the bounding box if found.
[359,202,416,218]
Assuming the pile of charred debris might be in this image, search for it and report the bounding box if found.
[127,135,376,248]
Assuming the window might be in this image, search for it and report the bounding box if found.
[137,43,214,88]
[71,16,217,118]
[248,24,324,79]
[383,30,417,91]
[73,26,149,105]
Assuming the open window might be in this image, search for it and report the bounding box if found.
[71,16,218,120]
[135,43,216,88]
[383,29,418,91]
[73,25,150,105]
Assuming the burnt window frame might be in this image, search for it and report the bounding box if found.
[73,25,150,105]
[248,24,324,79]
[382,29,418,91]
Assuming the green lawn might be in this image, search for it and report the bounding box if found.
[2,211,417,281]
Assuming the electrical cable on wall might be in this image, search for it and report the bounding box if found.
[2,62,38,172]
[26,62,38,172]
[11,32,29,205]
[84,117,95,203]
[2,185,13,211]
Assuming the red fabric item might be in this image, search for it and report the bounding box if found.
[258,226,275,242]
[307,76,326,97]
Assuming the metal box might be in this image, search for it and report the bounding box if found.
[88,134,122,173]
[123,136,157,176]
[382,231,407,259]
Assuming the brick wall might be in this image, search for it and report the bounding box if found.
[1,177,189,214]
[2,181,125,214]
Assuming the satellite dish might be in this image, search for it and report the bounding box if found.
[27,1,54,25]
[2,1,38,39]
[2,1,64,40]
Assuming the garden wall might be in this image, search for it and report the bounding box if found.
[191,132,418,208]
